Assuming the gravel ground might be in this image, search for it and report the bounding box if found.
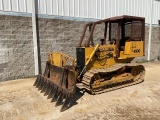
[0,62,160,120]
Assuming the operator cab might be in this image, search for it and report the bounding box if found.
[108,17,145,58]
[77,15,145,71]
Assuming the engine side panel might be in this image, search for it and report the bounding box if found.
[124,41,144,56]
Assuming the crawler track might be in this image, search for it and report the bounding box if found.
[82,63,145,94]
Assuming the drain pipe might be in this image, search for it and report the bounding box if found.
[32,0,39,75]
[148,0,154,61]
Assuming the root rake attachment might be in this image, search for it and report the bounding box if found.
[34,63,76,112]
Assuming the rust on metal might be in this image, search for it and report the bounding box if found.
[115,21,121,57]
[78,23,93,47]
[79,15,145,47]
[34,63,76,112]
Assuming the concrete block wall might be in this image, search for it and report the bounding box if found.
[147,27,160,60]
[0,14,160,81]
[134,26,160,62]
[37,18,87,73]
[0,15,34,81]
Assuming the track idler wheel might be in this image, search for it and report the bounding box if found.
[131,66,140,76]
[34,64,76,112]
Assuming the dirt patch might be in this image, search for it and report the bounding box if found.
[0,62,160,120]
[130,90,138,97]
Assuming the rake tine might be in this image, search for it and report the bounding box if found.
[38,78,45,90]
[51,87,59,102]
[40,79,46,90]
[41,80,48,93]
[36,76,42,88]
[55,92,63,107]
[60,97,72,112]
[34,75,39,86]
[47,85,54,99]
[44,83,51,96]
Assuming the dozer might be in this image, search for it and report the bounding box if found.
[34,15,145,112]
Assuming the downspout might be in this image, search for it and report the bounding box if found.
[32,0,39,75]
[148,0,153,61]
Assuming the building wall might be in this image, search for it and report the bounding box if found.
[0,14,160,81]
[134,26,160,62]
[0,15,34,81]
[37,18,86,73]
[0,0,160,24]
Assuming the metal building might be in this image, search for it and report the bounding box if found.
[0,0,160,24]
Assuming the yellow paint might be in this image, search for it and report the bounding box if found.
[124,41,143,55]
[53,52,63,67]
[119,41,144,59]
[47,41,144,75]
[85,45,116,70]
[92,73,133,89]
[48,52,76,68]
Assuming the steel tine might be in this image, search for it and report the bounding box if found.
[55,92,63,107]
[36,76,42,88]
[35,76,41,88]
[63,69,68,88]
[51,87,59,102]
[60,67,65,86]
[38,78,45,90]
[41,80,48,93]
[34,75,39,86]
[47,85,54,99]
[44,82,51,96]
[60,97,72,112]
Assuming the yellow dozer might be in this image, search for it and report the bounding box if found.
[34,15,145,112]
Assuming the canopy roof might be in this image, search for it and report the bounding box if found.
[93,15,145,24]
